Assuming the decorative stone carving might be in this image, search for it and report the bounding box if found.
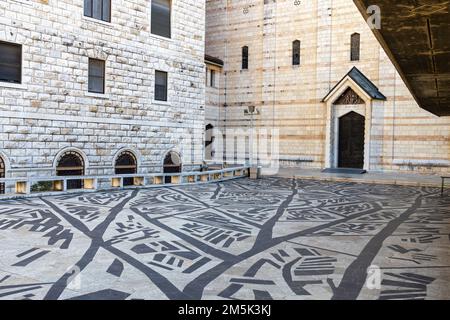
[334,88,365,105]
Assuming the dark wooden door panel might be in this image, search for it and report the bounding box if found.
[338,112,365,169]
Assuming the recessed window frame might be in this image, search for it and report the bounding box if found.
[350,33,361,62]
[155,70,168,102]
[151,0,172,39]
[0,40,22,85]
[84,0,112,23]
[88,58,106,94]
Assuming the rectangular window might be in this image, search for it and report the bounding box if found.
[88,58,105,94]
[151,0,171,38]
[0,41,22,84]
[84,0,111,22]
[155,71,168,101]
[210,70,216,87]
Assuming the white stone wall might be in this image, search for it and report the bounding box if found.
[0,0,206,178]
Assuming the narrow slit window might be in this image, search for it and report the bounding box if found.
[293,40,301,66]
[351,33,360,61]
[242,46,249,70]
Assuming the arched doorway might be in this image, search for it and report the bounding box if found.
[115,151,137,187]
[0,156,5,194]
[205,124,214,160]
[56,151,85,190]
[338,111,365,169]
[163,151,181,183]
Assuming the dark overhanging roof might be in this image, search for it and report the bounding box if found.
[205,54,224,67]
[353,1,450,117]
[322,67,387,102]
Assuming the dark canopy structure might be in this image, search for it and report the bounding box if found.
[353,1,450,116]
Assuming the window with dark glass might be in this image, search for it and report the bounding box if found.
[0,41,22,84]
[351,33,360,61]
[88,58,105,94]
[155,71,168,101]
[293,40,301,66]
[84,0,111,22]
[210,70,216,87]
[151,0,171,38]
[242,46,249,70]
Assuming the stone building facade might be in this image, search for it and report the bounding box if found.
[0,0,206,185]
[205,0,450,174]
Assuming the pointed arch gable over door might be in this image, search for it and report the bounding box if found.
[322,67,386,171]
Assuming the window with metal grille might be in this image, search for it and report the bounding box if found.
[84,0,111,22]
[155,70,168,101]
[151,0,171,38]
[293,40,301,66]
[0,41,22,84]
[88,58,105,94]
[56,151,85,190]
[115,151,137,187]
[351,33,360,61]
[242,46,249,70]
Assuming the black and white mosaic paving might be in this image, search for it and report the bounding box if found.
[0,178,449,300]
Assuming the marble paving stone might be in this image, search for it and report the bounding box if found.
[0,178,449,300]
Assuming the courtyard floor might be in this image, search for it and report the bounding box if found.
[0,177,449,300]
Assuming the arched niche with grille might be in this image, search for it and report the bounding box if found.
[163,151,182,183]
[350,33,360,61]
[292,40,301,66]
[56,151,85,190]
[115,151,138,186]
[0,156,5,194]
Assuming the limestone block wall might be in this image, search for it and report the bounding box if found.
[0,0,206,178]
[206,0,450,174]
